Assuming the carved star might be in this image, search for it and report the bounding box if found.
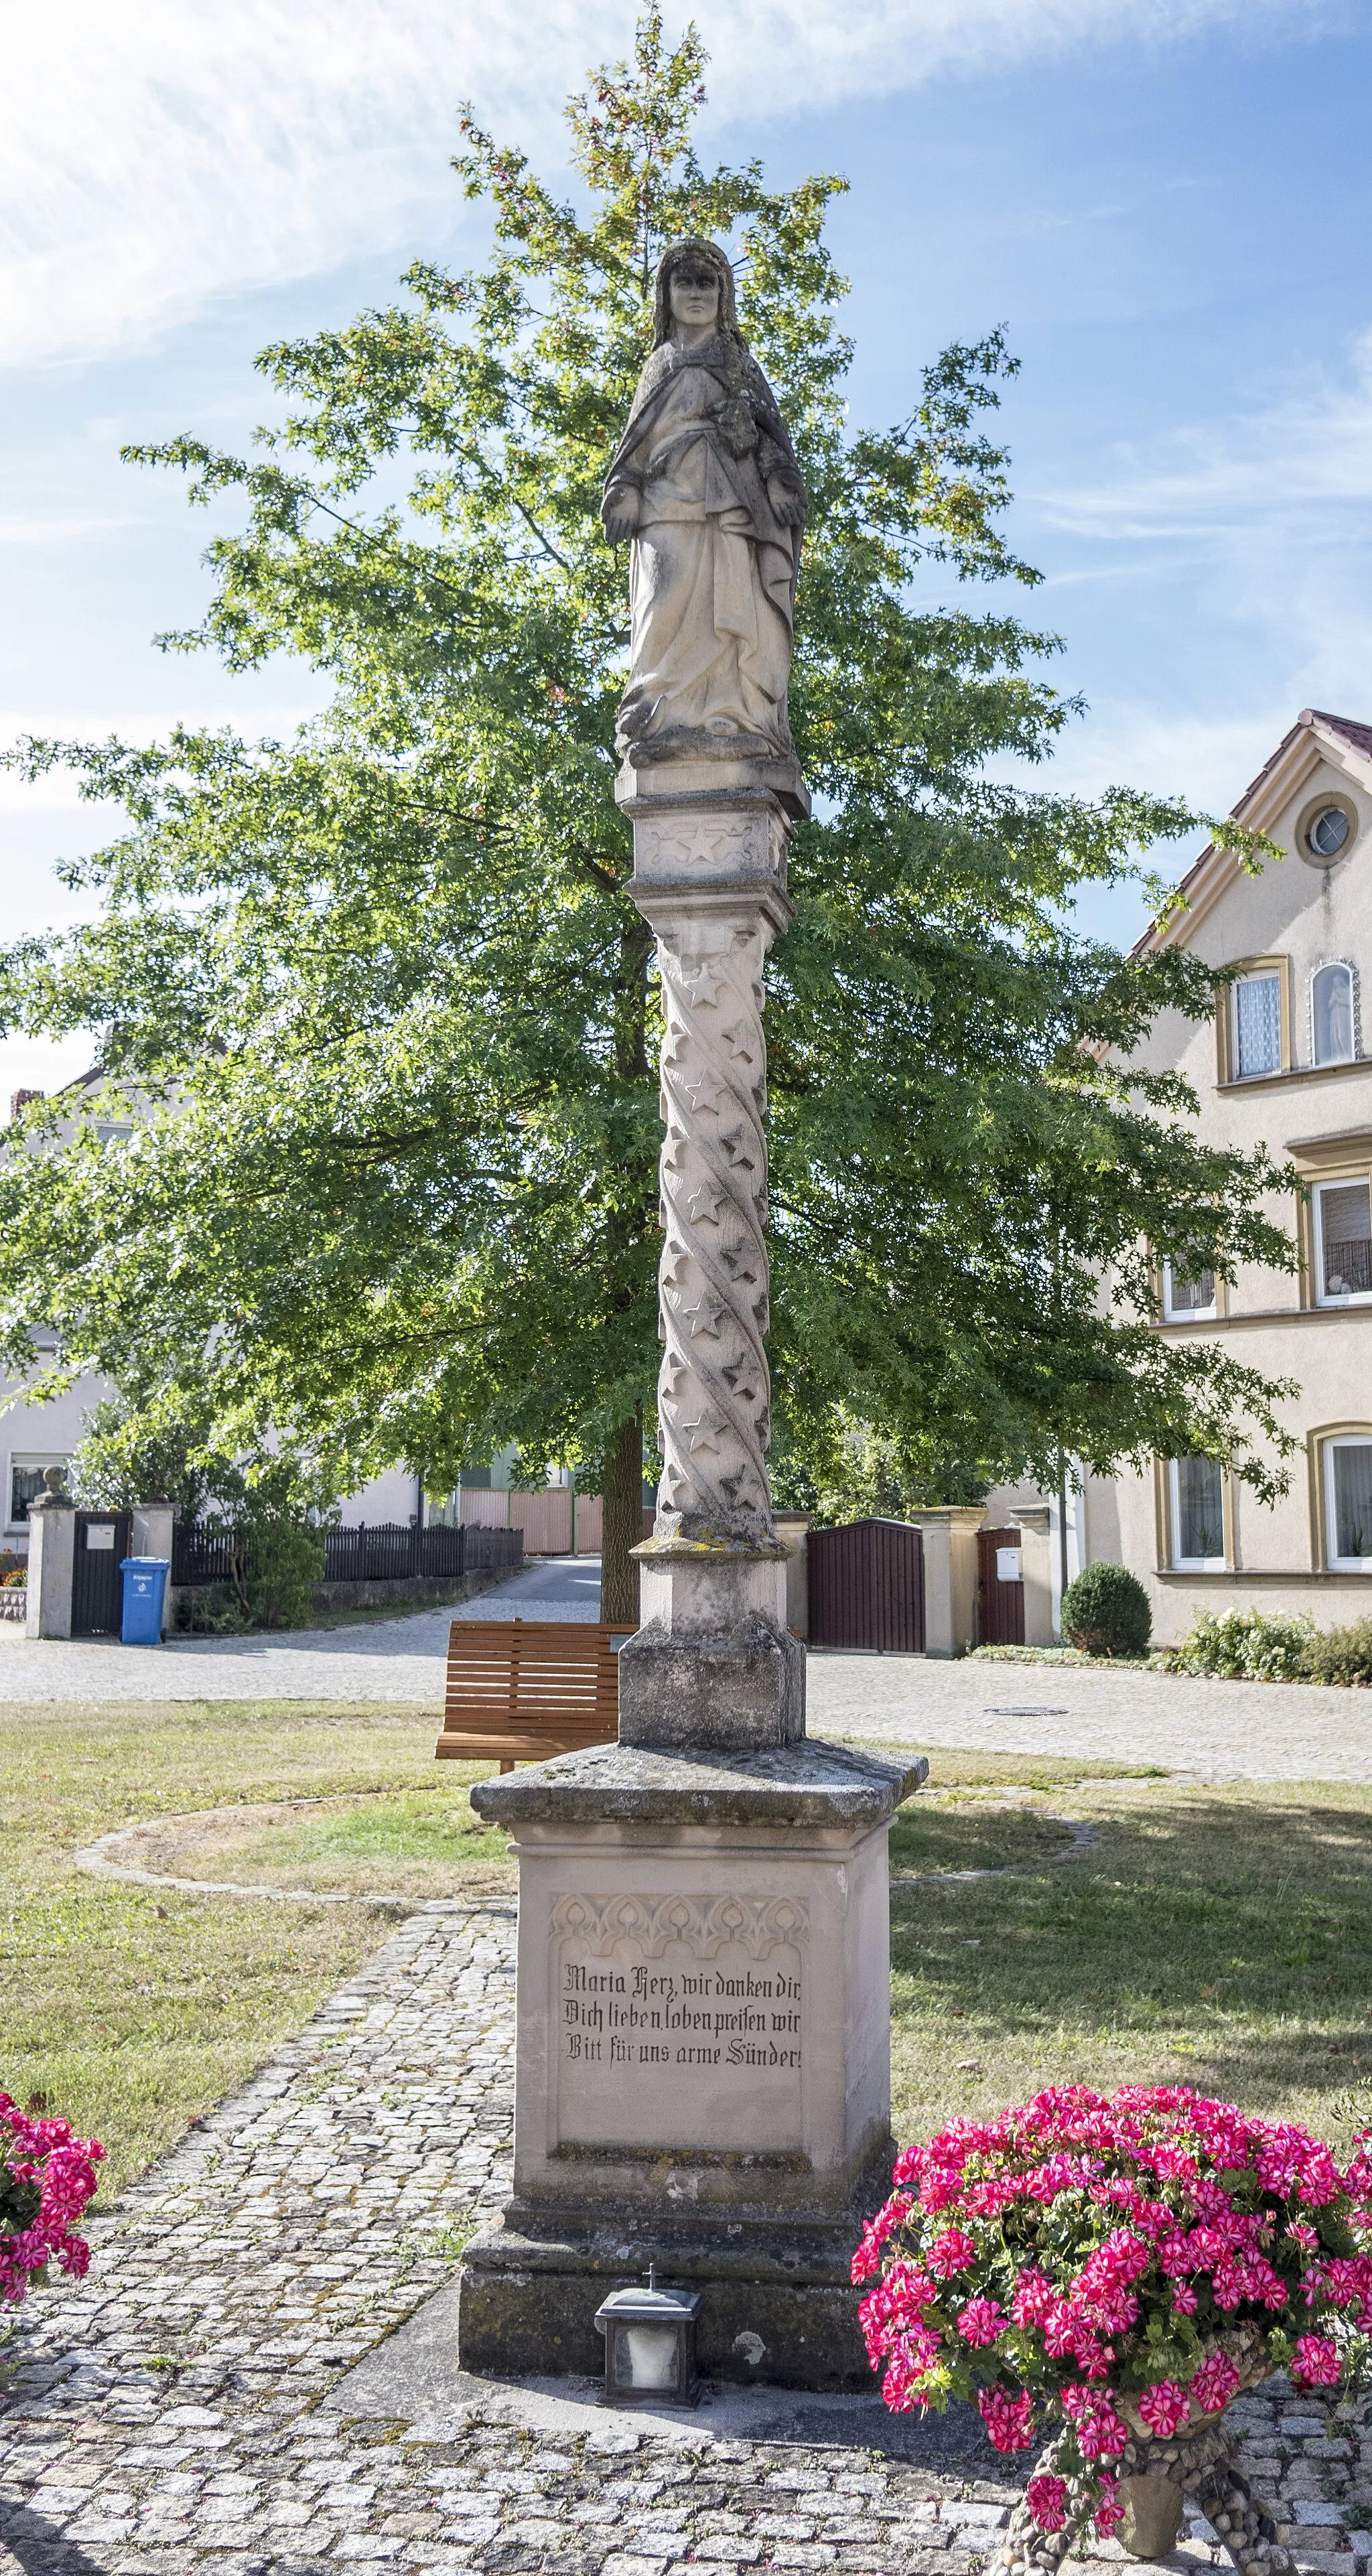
[682,956,728,1007]
[721,1025,755,1066]
[687,1182,724,1227]
[681,1411,723,1455]
[719,1126,756,1171]
[681,1072,718,1113]
[683,1294,724,1338]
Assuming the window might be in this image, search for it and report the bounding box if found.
[1168,1456,1226,1568]
[1312,961,1356,1067]
[1314,1178,1372,1303]
[1308,806,1351,859]
[1232,971,1282,1077]
[8,1457,68,1526]
[1324,1437,1372,1570]
[1162,1262,1217,1321]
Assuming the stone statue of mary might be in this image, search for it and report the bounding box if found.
[602,238,806,762]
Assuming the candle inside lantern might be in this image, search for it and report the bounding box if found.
[594,2269,702,2407]
[619,2322,680,2389]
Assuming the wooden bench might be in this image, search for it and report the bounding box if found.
[434,1618,634,1773]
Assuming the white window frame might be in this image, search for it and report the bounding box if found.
[1168,1456,1227,1571]
[1162,1261,1218,1323]
[1310,957,1359,1068]
[7,1453,69,1533]
[1324,1435,1372,1572]
[1231,967,1284,1079]
[1313,1176,1372,1307]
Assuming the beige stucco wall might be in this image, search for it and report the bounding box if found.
[1105,727,1372,1647]
[985,725,1372,1649]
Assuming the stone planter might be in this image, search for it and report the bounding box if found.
[1117,2467,1186,2559]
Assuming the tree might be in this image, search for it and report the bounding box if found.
[0,12,1296,1622]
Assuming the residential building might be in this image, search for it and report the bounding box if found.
[990,707,1372,1646]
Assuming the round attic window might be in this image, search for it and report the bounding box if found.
[1296,791,1359,868]
[1309,805,1350,859]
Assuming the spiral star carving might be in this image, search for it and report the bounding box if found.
[653,910,775,1543]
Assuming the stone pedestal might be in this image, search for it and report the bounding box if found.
[459,1738,924,2386]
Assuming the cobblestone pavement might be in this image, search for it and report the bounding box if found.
[3,1904,1370,2576]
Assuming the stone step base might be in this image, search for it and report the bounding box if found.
[459,2213,878,2389]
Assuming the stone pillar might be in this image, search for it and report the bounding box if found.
[458,743,927,2390]
[908,1504,985,1656]
[25,1475,76,1640]
[774,1512,809,1638]
[613,745,805,1754]
[131,1502,176,1637]
[1016,1505,1054,1648]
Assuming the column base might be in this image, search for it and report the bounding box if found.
[458,2177,889,2388]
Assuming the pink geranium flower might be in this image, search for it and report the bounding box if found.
[1137,2380,1191,2437]
[1026,2473,1068,2532]
[977,2385,1035,2452]
[1291,2335,1341,2389]
[957,2296,1006,2346]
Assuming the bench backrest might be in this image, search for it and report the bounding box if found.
[436,1617,632,1765]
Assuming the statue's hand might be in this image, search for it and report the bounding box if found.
[766,474,805,529]
[602,486,641,545]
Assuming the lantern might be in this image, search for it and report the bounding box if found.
[594,2267,701,2406]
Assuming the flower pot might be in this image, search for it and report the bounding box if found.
[1117,2470,1185,2560]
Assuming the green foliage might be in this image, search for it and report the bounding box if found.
[1060,1561,1152,1658]
[772,1409,989,1522]
[1307,1618,1372,1690]
[1166,1606,1372,1688]
[0,12,1297,1511]
[1165,1606,1317,1685]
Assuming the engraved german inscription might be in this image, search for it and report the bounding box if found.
[551,1892,807,2151]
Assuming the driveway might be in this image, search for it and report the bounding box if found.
[2,1555,1369,1782]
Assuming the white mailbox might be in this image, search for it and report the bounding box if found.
[996,1546,1022,1585]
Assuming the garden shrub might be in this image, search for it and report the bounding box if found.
[1059,1561,1151,1658]
[1306,1616,1372,1689]
[1166,1606,1316,1683]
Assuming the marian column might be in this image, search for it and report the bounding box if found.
[459,242,924,2388]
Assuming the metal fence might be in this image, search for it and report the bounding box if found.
[172,1518,524,1587]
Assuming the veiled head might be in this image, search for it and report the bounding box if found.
[651,238,739,347]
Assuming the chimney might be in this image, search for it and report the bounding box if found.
[9,1090,43,1121]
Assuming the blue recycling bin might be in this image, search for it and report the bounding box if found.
[120,1555,169,1646]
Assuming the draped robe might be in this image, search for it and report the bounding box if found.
[604,335,804,757]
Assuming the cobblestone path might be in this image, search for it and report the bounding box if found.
[1,1906,1369,2576]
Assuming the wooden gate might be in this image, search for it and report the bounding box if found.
[807,1518,924,1652]
[72,1510,130,1638]
[977,1524,1025,1647]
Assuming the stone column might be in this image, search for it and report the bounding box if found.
[614,744,805,1754]
[25,1475,76,1640]
[458,745,926,2389]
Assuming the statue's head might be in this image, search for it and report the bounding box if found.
[651,237,739,347]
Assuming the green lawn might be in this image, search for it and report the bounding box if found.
[1,1699,494,2197]
[6,1700,1372,2210]
[890,1774,1372,2157]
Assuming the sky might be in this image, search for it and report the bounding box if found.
[4,0,1371,1109]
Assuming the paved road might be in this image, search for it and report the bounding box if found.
[2,1555,1371,1781]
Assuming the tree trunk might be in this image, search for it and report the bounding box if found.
[600,1409,644,1626]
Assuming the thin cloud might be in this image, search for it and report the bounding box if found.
[1032,329,1372,691]
[3,0,1325,371]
